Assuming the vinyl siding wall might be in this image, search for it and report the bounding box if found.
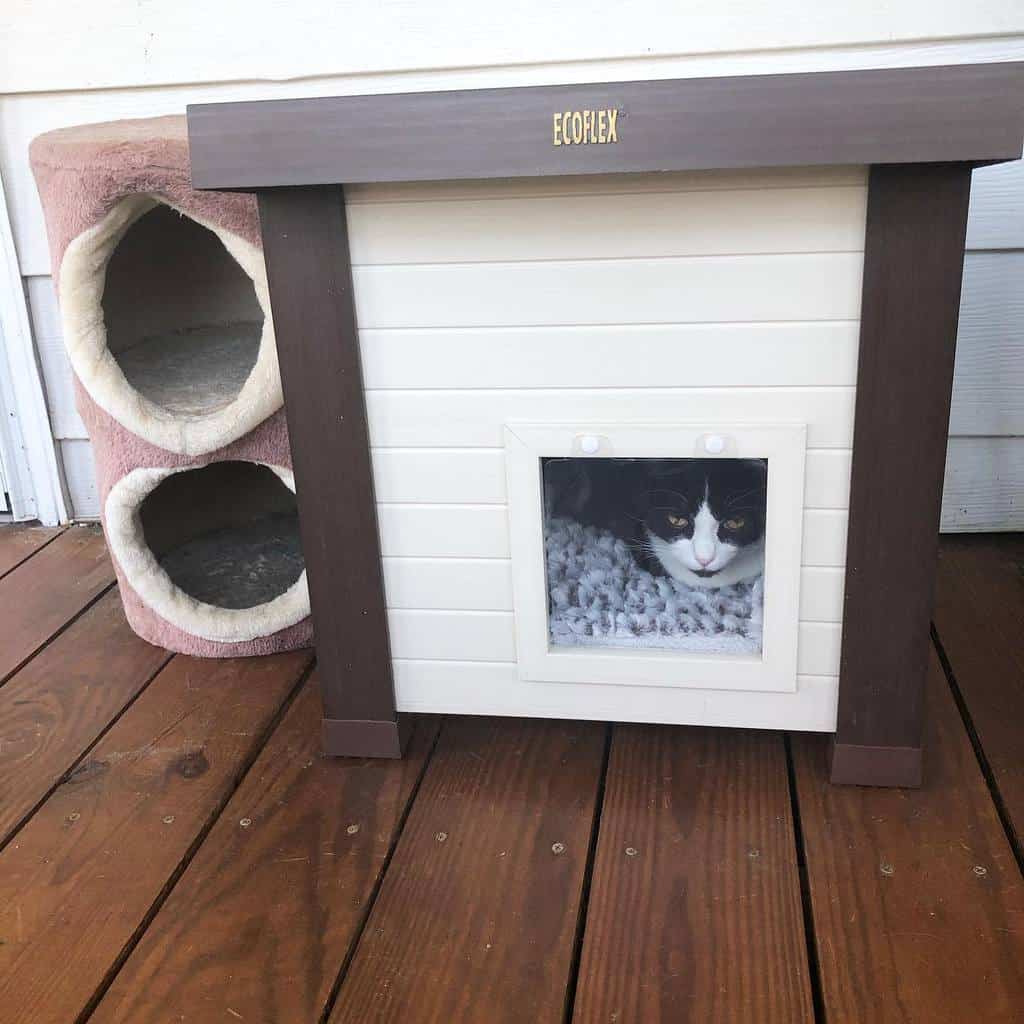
[352,168,860,721]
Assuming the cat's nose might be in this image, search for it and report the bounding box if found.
[695,551,714,566]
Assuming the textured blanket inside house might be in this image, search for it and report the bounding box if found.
[546,517,763,653]
[115,323,262,417]
[157,515,303,610]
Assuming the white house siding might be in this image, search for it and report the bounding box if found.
[0,13,1022,531]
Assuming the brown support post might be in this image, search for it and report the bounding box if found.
[831,163,973,787]
[257,186,407,758]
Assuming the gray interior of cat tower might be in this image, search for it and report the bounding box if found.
[104,205,264,417]
[139,461,303,610]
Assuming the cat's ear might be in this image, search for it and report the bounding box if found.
[544,458,591,518]
[743,458,769,481]
[744,459,769,501]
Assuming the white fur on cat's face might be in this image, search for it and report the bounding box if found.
[647,501,765,589]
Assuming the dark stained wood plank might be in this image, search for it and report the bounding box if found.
[89,678,438,1024]
[833,163,973,787]
[330,717,607,1024]
[0,649,311,1024]
[0,590,172,847]
[572,726,813,1024]
[188,63,1024,190]
[0,526,114,684]
[258,188,402,757]
[934,534,1024,849]
[793,650,1024,1023]
[0,525,63,579]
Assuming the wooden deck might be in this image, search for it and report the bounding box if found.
[0,525,1022,1023]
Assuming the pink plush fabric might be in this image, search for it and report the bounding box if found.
[31,116,313,658]
[78,384,312,657]
[30,116,261,286]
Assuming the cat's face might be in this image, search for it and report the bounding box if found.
[640,459,767,587]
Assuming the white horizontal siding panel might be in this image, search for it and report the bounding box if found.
[392,658,839,730]
[372,450,508,504]
[366,388,856,449]
[386,608,839,675]
[941,436,1024,532]
[947,248,1024,437]
[967,161,1024,250]
[952,252,1024,389]
[360,322,860,390]
[798,567,845,623]
[802,450,852,509]
[387,609,517,662]
[352,254,864,329]
[347,166,867,205]
[381,558,844,620]
[797,622,842,677]
[346,186,867,265]
[800,510,848,567]
[949,389,1024,437]
[382,557,515,611]
[371,448,852,508]
[377,504,510,558]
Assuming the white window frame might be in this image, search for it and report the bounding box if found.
[505,420,807,693]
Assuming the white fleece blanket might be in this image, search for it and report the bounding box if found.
[546,516,763,654]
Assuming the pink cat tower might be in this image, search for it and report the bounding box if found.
[30,116,312,656]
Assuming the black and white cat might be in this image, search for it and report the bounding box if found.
[545,457,768,589]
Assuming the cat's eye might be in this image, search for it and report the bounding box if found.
[667,513,689,528]
[723,517,746,530]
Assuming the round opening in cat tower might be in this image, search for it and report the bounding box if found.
[104,460,309,643]
[59,194,282,455]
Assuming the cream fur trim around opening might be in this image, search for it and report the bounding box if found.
[104,463,310,643]
[58,194,282,456]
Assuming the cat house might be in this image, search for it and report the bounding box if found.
[30,118,312,656]
[181,63,1023,785]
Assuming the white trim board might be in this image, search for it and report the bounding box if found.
[0,170,65,523]
[393,660,839,733]
[0,449,9,514]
